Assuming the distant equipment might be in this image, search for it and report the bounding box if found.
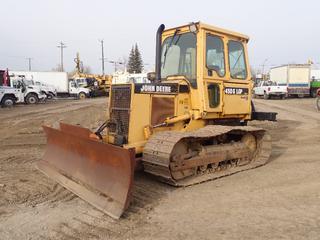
[112,71,150,84]
[71,53,112,97]
[1,71,47,104]
[310,69,320,98]
[270,64,311,98]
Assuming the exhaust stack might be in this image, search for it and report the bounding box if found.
[155,24,165,82]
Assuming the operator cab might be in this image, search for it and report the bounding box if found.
[155,22,252,118]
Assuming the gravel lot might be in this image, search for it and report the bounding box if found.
[0,97,319,240]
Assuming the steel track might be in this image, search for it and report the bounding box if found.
[142,125,272,187]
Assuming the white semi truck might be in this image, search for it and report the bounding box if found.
[270,64,311,97]
[9,71,90,99]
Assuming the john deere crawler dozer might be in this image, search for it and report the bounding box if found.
[38,22,276,219]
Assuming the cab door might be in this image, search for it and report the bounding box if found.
[203,32,226,113]
[222,40,251,115]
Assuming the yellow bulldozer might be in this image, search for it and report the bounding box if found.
[38,22,276,219]
[72,53,112,96]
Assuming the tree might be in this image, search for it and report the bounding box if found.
[133,43,143,73]
[127,46,135,73]
[127,43,143,73]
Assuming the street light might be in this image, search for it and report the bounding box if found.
[108,60,124,72]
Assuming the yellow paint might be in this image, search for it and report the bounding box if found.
[72,52,112,91]
[106,22,254,153]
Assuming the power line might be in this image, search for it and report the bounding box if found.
[57,42,67,72]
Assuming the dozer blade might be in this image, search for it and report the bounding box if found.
[37,123,135,219]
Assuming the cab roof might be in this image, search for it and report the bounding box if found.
[163,21,250,42]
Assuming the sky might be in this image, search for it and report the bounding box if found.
[1,0,319,74]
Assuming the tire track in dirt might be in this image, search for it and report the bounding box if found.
[0,154,72,207]
[3,98,319,239]
[51,174,172,240]
[0,98,109,240]
[0,99,107,216]
[0,99,104,121]
[0,98,107,143]
[254,99,320,122]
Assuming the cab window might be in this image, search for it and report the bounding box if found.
[207,84,220,108]
[206,35,225,77]
[161,32,197,87]
[228,41,247,79]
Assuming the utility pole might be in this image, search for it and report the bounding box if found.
[99,40,107,75]
[57,42,67,72]
[261,58,268,79]
[26,57,32,71]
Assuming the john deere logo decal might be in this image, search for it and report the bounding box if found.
[135,83,179,94]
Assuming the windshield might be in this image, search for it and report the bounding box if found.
[24,79,34,85]
[265,81,277,86]
[228,41,247,79]
[161,32,197,87]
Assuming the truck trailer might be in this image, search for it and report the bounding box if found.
[270,64,311,97]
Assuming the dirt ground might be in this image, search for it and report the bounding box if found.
[0,97,320,240]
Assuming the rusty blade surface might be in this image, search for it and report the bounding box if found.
[59,122,92,138]
[37,125,135,219]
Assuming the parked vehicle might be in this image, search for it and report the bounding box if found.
[0,86,19,107]
[9,71,90,99]
[316,89,320,111]
[310,78,320,98]
[9,72,57,99]
[0,69,9,86]
[253,80,287,99]
[72,53,111,97]
[9,78,47,104]
[67,79,90,99]
[33,81,57,99]
[270,64,311,98]
[310,69,320,97]
[2,69,47,104]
